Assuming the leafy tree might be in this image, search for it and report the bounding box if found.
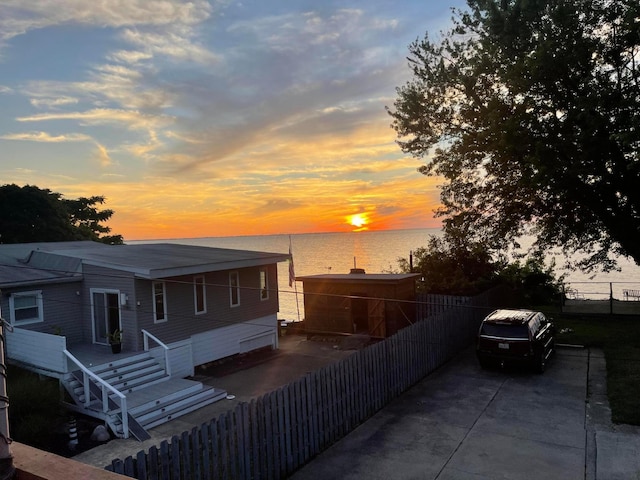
[497,254,563,305]
[388,0,640,272]
[398,231,562,304]
[398,230,504,295]
[0,184,123,244]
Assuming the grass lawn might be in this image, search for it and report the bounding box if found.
[553,313,640,425]
[7,365,63,450]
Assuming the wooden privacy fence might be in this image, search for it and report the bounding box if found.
[416,293,472,319]
[108,294,494,479]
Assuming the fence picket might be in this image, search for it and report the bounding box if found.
[295,379,304,469]
[159,441,170,480]
[147,446,159,480]
[305,373,318,457]
[282,385,293,474]
[276,389,286,478]
[210,419,220,479]
[135,451,147,480]
[219,415,228,480]
[269,390,280,480]
[181,431,192,480]
[264,392,274,480]
[200,422,212,480]
[255,397,267,479]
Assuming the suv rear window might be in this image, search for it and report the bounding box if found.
[480,323,529,339]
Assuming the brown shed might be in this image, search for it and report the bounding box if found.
[297,270,420,338]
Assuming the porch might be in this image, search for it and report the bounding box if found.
[67,343,143,369]
[5,328,227,441]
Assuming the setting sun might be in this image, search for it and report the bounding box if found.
[348,213,369,230]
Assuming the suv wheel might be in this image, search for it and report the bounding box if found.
[478,357,491,370]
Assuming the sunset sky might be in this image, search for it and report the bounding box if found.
[0,0,465,240]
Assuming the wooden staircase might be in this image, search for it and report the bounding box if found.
[62,352,227,440]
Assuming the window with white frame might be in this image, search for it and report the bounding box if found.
[194,275,206,314]
[260,269,269,300]
[9,290,43,326]
[152,281,167,323]
[229,271,240,307]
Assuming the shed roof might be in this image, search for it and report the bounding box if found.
[296,273,420,283]
[0,241,290,287]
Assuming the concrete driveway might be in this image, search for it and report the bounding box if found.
[291,347,590,480]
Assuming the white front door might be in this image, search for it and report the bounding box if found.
[91,289,121,345]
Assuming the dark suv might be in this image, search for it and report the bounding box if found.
[476,309,555,373]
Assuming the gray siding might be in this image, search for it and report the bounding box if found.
[134,264,280,350]
[81,264,137,349]
[1,281,84,344]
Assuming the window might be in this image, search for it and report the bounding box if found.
[152,281,167,323]
[9,290,43,326]
[194,275,206,314]
[229,271,240,307]
[260,269,269,300]
[480,323,529,339]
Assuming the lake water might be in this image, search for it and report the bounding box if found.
[132,228,640,319]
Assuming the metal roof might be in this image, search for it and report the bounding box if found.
[0,242,87,288]
[0,241,290,286]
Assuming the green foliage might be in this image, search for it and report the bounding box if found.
[0,184,123,244]
[8,365,62,449]
[398,231,561,305]
[398,233,500,295]
[388,0,640,272]
[497,255,563,306]
[108,329,123,344]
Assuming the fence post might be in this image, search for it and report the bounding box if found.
[610,282,613,315]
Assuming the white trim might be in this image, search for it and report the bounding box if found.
[90,288,122,345]
[193,275,207,315]
[260,268,269,301]
[9,290,43,326]
[152,281,168,323]
[229,271,240,307]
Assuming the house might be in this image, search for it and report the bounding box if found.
[297,269,420,338]
[0,241,290,439]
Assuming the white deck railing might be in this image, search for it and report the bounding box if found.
[63,349,129,439]
[141,329,171,377]
[6,328,67,374]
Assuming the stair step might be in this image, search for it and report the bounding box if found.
[109,370,168,392]
[94,358,159,377]
[91,353,156,372]
[62,351,228,440]
[139,387,227,430]
[72,365,165,395]
[100,364,165,384]
[74,372,169,403]
[128,380,206,414]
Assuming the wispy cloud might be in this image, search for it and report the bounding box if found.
[0,1,212,41]
[29,96,78,108]
[17,108,174,132]
[93,142,113,167]
[0,131,91,142]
